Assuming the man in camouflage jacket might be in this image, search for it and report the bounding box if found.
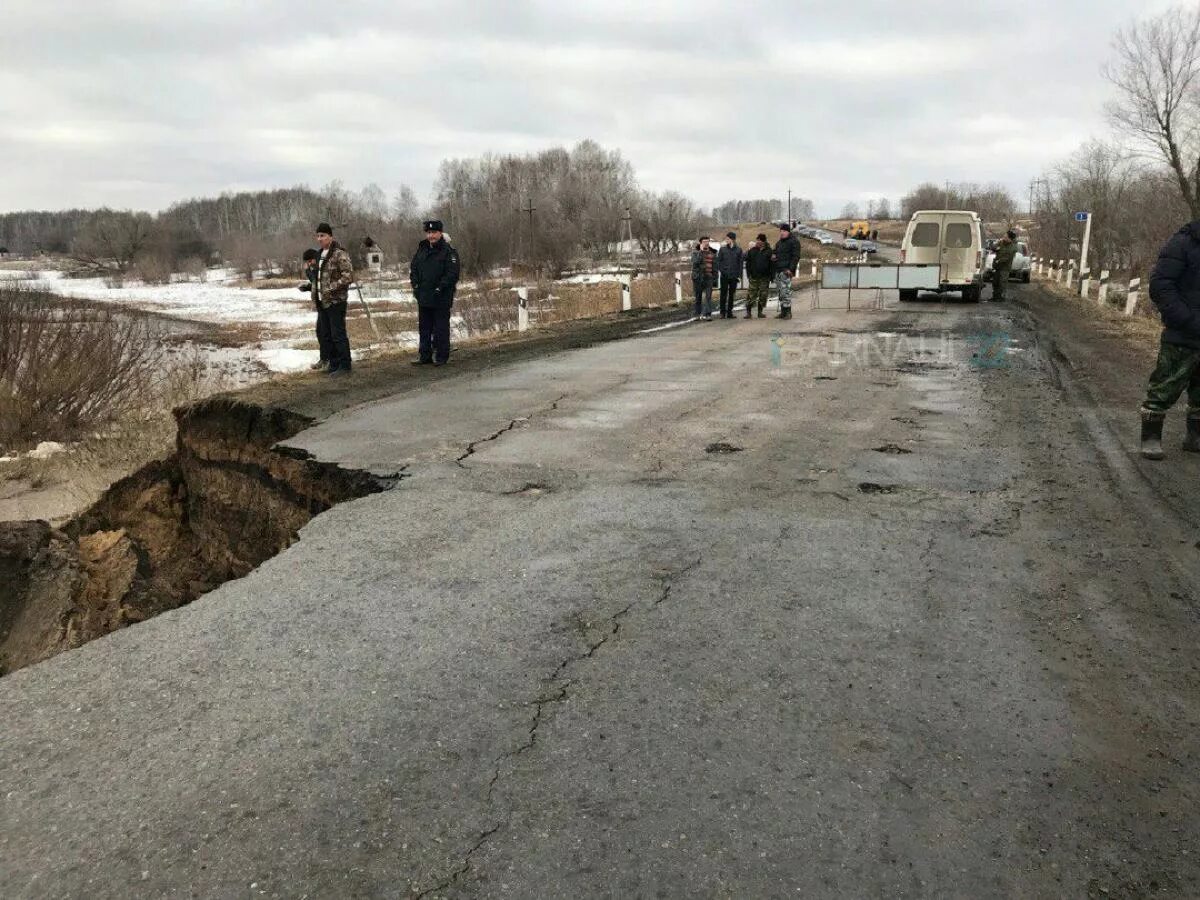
[314,222,355,375]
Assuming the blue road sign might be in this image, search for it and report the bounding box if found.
[1074,212,1090,222]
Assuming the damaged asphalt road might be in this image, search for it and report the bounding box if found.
[3,287,1200,897]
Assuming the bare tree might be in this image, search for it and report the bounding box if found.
[71,210,153,273]
[1104,4,1200,218]
[840,202,861,219]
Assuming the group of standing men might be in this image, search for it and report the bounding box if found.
[691,223,802,321]
[300,219,461,373]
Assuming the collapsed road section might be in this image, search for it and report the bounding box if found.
[0,397,402,675]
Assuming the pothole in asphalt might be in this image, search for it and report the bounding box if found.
[893,361,955,375]
[705,442,744,454]
[814,376,838,381]
[872,444,913,455]
[891,416,918,425]
[503,482,550,496]
[858,482,900,494]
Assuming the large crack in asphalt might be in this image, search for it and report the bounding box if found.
[454,394,569,468]
[414,555,703,898]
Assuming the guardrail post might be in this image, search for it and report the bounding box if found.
[1080,267,1091,298]
[620,274,632,311]
[517,286,529,331]
[1097,269,1110,305]
[1124,277,1141,316]
[1065,260,1075,289]
[674,272,683,304]
[811,260,817,277]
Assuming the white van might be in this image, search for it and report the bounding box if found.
[899,210,985,302]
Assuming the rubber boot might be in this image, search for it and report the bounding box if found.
[1141,412,1165,460]
[1183,415,1200,452]
[757,304,765,318]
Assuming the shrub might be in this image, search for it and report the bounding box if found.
[0,285,164,452]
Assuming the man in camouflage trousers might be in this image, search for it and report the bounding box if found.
[744,233,773,318]
[771,222,801,319]
[990,230,1018,302]
[1140,220,1200,458]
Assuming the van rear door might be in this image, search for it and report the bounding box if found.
[906,216,941,267]
[941,216,978,286]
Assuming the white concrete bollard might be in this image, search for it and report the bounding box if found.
[674,272,683,304]
[1080,268,1091,298]
[1097,270,1110,305]
[811,260,817,277]
[620,275,632,312]
[1066,261,1075,289]
[1124,277,1141,316]
[517,286,529,331]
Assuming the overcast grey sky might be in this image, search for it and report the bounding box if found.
[0,0,1170,218]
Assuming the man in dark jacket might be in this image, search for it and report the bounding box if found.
[771,223,801,319]
[716,231,745,319]
[990,230,1019,302]
[691,236,718,320]
[313,223,355,376]
[409,219,461,366]
[744,234,774,318]
[1140,221,1200,458]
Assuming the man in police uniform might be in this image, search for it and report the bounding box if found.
[409,219,461,366]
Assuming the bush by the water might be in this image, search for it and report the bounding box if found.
[0,284,164,452]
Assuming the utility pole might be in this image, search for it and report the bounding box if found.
[523,197,536,271]
[787,189,792,225]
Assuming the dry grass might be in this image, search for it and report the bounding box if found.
[1035,277,1161,348]
[534,281,622,325]
[631,274,680,309]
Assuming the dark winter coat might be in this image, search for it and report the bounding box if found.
[745,243,774,279]
[691,246,718,284]
[1150,221,1200,349]
[410,237,461,308]
[772,233,801,276]
[716,242,744,279]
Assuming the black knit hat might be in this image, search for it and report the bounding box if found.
[778,222,792,232]
[756,233,768,242]
[302,248,318,261]
[316,222,333,236]
[423,219,444,232]
[726,231,737,240]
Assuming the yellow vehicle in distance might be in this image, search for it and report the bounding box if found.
[849,221,871,239]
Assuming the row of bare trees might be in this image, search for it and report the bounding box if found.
[1030,4,1200,277]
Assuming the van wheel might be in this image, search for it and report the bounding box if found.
[899,289,918,302]
[963,286,981,303]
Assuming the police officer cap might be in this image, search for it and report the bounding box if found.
[423,219,444,232]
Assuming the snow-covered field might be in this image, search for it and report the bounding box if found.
[11,267,420,376]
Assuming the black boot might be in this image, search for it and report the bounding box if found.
[1141,411,1165,460]
[1184,415,1200,452]
[757,305,765,318]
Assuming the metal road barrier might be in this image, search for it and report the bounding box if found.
[813,263,942,310]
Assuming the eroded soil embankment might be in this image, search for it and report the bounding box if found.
[0,397,398,675]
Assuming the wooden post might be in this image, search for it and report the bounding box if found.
[1124,277,1141,316]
